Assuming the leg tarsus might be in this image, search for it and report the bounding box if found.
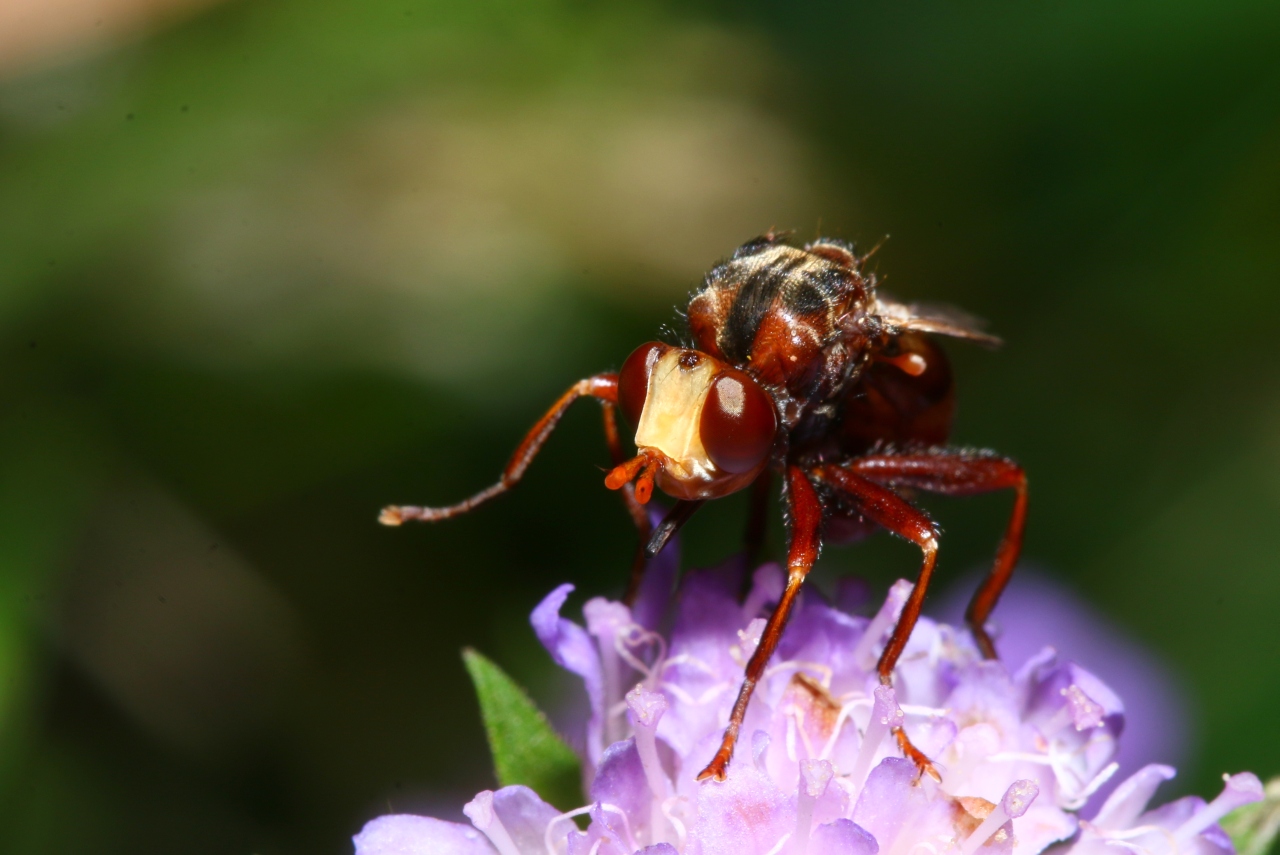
[894,726,942,783]
[381,374,620,524]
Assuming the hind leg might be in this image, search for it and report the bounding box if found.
[846,450,1027,658]
[812,463,942,780]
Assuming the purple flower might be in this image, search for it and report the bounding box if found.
[354,559,1260,855]
[937,570,1190,804]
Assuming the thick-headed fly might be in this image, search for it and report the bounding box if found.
[381,233,1026,783]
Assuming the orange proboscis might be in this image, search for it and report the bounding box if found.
[605,454,647,490]
[633,458,658,504]
[605,451,660,504]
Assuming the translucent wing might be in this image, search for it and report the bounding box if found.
[876,297,1002,348]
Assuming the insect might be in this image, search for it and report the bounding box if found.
[381,233,1027,783]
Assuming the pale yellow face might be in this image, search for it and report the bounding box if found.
[633,349,719,484]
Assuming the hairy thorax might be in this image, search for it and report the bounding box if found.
[687,242,873,430]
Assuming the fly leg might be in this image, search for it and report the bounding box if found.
[697,465,821,782]
[813,463,942,782]
[847,450,1027,659]
[380,374,620,525]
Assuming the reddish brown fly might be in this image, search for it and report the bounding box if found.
[381,234,1027,783]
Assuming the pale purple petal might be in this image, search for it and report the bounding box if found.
[811,818,878,855]
[658,557,753,758]
[940,570,1187,797]
[853,759,956,854]
[694,764,792,855]
[852,758,922,843]
[531,584,605,765]
[360,561,1255,855]
[353,815,495,855]
[488,785,563,855]
[1092,764,1177,830]
[590,738,649,823]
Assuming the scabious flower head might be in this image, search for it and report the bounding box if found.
[354,554,1260,855]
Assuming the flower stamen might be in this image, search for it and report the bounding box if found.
[464,791,521,855]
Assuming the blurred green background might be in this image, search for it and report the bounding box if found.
[1,0,1278,851]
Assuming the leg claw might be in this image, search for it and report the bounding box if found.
[894,726,942,783]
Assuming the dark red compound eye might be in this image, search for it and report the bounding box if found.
[699,369,777,474]
[618,342,665,427]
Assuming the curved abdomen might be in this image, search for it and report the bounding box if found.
[839,332,955,455]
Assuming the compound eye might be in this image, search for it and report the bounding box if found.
[699,370,777,474]
[618,342,665,427]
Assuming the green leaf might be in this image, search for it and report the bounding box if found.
[462,648,582,810]
[1224,777,1280,855]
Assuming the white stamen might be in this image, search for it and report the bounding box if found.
[544,803,638,855]
[661,795,690,852]
[626,685,673,845]
[732,618,768,666]
[852,580,914,671]
[960,779,1039,855]
[464,791,521,855]
[659,679,731,708]
[616,623,666,686]
[543,805,594,855]
[817,698,862,761]
[1066,761,1120,811]
[793,760,834,855]
[626,686,671,798]
[763,831,793,855]
[785,705,801,762]
[849,684,904,792]
[585,599,633,747]
[660,652,719,677]
[939,724,1000,796]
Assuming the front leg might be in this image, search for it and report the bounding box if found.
[380,374,619,524]
[697,465,822,782]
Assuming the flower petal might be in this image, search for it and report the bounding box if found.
[531,584,605,765]
[810,818,879,855]
[354,815,495,855]
[1091,763,1177,830]
[590,738,650,827]
[694,763,792,855]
